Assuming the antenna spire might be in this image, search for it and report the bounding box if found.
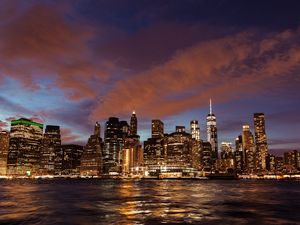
[210,98,212,114]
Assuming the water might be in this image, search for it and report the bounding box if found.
[0,179,299,225]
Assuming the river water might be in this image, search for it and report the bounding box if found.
[0,179,299,225]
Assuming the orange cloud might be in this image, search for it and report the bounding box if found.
[0,4,108,100]
[60,128,81,144]
[91,28,300,121]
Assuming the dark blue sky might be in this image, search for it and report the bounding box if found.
[0,0,300,154]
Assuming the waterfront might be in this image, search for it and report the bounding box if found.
[0,179,299,225]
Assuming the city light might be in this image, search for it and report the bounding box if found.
[0,105,299,180]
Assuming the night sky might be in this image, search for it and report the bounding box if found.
[0,0,300,155]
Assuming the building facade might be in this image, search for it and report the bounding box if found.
[218,142,234,172]
[234,135,244,173]
[7,118,43,176]
[61,144,83,176]
[122,135,143,175]
[190,120,200,141]
[254,113,268,171]
[200,141,213,173]
[242,125,256,173]
[40,125,61,175]
[0,131,10,175]
[162,128,197,176]
[130,111,137,135]
[80,122,103,176]
[151,120,164,139]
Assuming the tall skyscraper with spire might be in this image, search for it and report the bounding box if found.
[130,111,137,135]
[206,99,218,160]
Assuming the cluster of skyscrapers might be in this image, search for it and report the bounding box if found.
[0,101,299,178]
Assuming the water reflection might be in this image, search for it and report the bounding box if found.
[0,179,299,225]
[0,181,46,224]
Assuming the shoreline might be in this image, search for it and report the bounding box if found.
[1,175,300,181]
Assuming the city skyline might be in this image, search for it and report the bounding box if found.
[0,0,300,155]
[0,102,297,156]
[1,112,299,178]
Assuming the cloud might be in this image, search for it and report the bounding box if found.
[218,120,244,133]
[0,96,32,115]
[268,110,300,125]
[269,138,300,146]
[60,128,82,145]
[96,22,231,72]
[91,28,300,121]
[0,120,9,131]
[268,137,300,156]
[0,3,108,100]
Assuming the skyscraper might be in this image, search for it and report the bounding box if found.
[144,137,164,174]
[62,144,84,176]
[234,135,244,172]
[122,136,143,175]
[103,117,124,174]
[283,150,299,170]
[80,122,103,176]
[0,131,10,176]
[119,120,130,138]
[254,113,268,171]
[190,120,200,141]
[7,118,43,176]
[220,142,233,160]
[144,119,165,176]
[200,141,213,173]
[163,127,197,175]
[130,111,137,135]
[176,126,185,133]
[151,120,164,138]
[40,125,61,175]
[206,99,218,160]
[242,125,256,173]
[218,142,234,172]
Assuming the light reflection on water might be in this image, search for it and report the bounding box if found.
[0,179,299,225]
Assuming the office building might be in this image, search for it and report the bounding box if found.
[122,136,143,175]
[234,135,244,173]
[284,150,299,171]
[80,122,103,176]
[40,125,61,175]
[190,120,200,141]
[266,154,276,172]
[242,125,256,173]
[218,142,234,172]
[200,141,213,172]
[0,131,10,175]
[162,127,197,176]
[61,144,83,175]
[130,111,137,135]
[254,113,268,171]
[103,117,124,174]
[7,118,43,176]
[151,120,164,138]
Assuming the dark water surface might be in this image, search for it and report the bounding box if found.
[0,179,299,225]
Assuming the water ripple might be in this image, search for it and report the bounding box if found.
[0,179,299,225]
